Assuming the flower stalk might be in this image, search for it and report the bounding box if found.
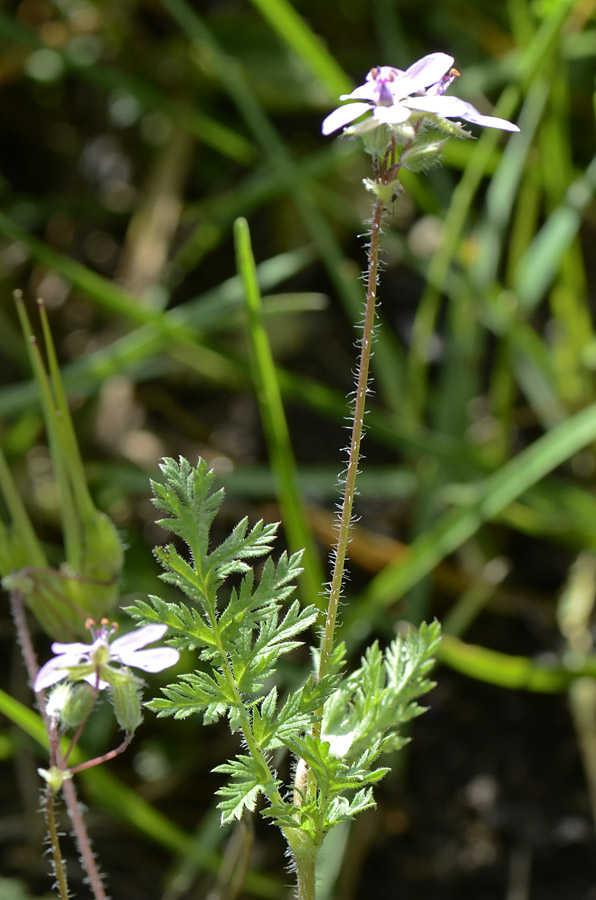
[317,51,519,684]
[8,586,109,900]
[318,194,384,684]
[292,54,520,897]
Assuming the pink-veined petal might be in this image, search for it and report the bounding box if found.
[406,94,520,131]
[392,52,454,99]
[118,646,180,673]
[110,624,168,657]
[322,102,373,135]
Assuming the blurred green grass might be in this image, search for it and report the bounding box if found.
[1,0,595,896]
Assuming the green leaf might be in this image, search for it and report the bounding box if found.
[127,597,217,652]
[218,550,304,639]
[385,621,442,702]
[252,674,338,752]
[151,457,224,560]
[147,670,238,723]
[153,545,210,605]
[322,622,441,761]
[214,755,282,824]
[209,517,279,577]
[289,734,389,811]
[326,787,376,825]
[233,600,319,692]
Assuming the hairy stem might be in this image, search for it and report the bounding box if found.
[294,194,384,894]
[200,581,289,812]
[45,788,70,900]
[294,843,317,900]
[69,731,134,774]
[317,195,384,684]
[62,777,109,900]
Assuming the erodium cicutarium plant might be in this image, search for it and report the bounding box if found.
[26,52,519,900]
[126,53,517,900]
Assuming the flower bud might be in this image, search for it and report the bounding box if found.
[64,683,96,728]
[401,140,446,173]
[359,122,393,158]
[110,673,143,734]
[45,682,96,729]
[428,115,473,139]
[293,757,309,808]
[45,682,72,722]
[38,765,70,792]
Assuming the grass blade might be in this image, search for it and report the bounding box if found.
[235,217,325,608]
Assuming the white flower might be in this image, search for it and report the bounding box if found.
[322,52,519,136]
[34,621,180,692]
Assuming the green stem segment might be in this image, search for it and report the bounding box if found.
[317,196,384,684]
[295,190,385,900]
[45,789,70,900]
[199,563,289,814]
[294,841,318,900]
[295,147,393,898]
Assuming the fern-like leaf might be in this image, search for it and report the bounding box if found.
[214,755,282,824]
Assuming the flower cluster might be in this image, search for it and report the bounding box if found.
[322,52,519,137]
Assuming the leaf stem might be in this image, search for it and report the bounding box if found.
[202,581,288,811]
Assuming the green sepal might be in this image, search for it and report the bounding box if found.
[46,682,95,729]
[427,114,475,139]
[358,121,393,157]
[110,675,143,733]
[401,138,446,172]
